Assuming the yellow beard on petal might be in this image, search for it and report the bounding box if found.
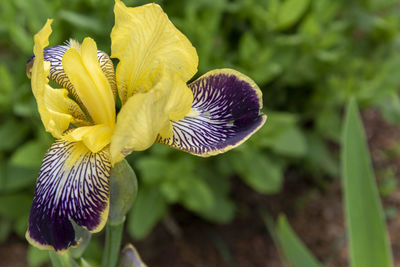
[63,124,114,154]
[62,38,116,127]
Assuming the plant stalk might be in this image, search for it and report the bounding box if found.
[101,220,124,267]
[49,251,77,267]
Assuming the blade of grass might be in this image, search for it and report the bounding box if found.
[342,98,393,267]
[262,211,322,267]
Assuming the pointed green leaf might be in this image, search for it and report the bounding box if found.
[274,214,322,267]
[11,140,48,168]
[127,187,167,240]
[27,246,50,267]
[276,0,310,30]
[231,149,283,194]
[342,99,393,267]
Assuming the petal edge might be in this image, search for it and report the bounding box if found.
[111,0,198,103]
[157,69,266,156]
[26,140,111,252]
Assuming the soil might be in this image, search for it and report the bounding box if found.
[1,108,400,267]
[133,108,400,267]
[134,172,345,267]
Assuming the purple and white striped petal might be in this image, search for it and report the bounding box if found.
[26,44,117,102]
[26,140,111,252]
[157,69,266,156]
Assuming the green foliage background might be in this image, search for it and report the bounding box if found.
[1,0,400,262]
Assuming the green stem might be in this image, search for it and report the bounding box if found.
[49,251,77,267]
[101,220,124,267]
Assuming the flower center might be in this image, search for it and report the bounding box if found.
[62,37,116,127]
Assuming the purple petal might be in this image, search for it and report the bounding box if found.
[120,244,147,267]
[26,140,111,252]
[157,69,266,156]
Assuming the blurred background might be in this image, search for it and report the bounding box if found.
[1,0,400,266]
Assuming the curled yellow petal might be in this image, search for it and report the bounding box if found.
[110,65,194,164]
[157,76,193,139]
[111,0,198,103]
[164,77,193,121]
[62,38,116,126]
[110,72,174,164]
[30,20,88,138]
[63,124,113,153]
[110,89,168,164]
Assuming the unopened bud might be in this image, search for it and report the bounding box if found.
[108,159,138,225]
[119,244,147,267]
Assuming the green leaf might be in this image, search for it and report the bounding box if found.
[196,168,235,223]
[11,140,48,168]
[315,108,342,142]
[251,112,307,156]
[273,214,323,267]
[197,194,235,224]
[58,10,106,34]
[0,64,13,111]
[128,187,167,240]
[272,127,307,157]
[0,193,31,219]
[0,119,30,151]
[81,236,103,265]
[378,94,400,124]
[342,99,393,267]
[0,162,38,191]
[305,133,339,178]
[239,32,259,63]
[27,246,50,267]
[9,24,33,54]
[159,181,180,203]
[14,213,29,238]
[231,149,283,194]
[136,157,169,185]
[276,0,310,30]
[179,176,214,213]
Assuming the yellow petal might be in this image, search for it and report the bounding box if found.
[111,0,198,104]
[110,67,195,164]
[97,50,118,100]
[110,89,169,164]
[156,76,193,139]
[63,124,113,153]
[164,77,193,121]
[31,20,88,138]
[29,44,118,114]
[62,38,116,126]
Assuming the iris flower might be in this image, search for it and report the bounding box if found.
[26,0,266,253]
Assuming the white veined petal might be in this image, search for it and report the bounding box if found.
[26,140,111,252]
[157,69,266,156]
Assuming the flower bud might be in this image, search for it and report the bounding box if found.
[119,244,147,267]
[108,159,138,225]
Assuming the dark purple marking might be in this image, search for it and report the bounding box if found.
[157,71,265,155]
[28,140,111,251]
